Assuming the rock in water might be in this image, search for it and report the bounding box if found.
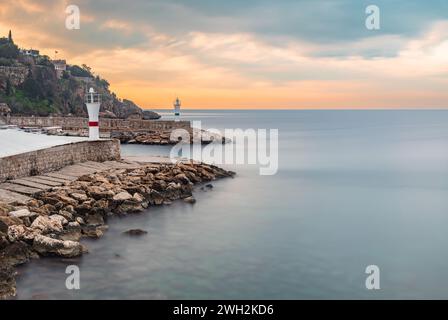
[32,235,84,258]
[122,229,148,236]
[183,196,196,204]
[0,264,17,299]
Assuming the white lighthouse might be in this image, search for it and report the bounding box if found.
[174,97,181,121]
[85,87,101,140]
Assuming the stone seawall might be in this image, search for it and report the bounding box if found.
[8,116,191,132]
[0,140,120,183]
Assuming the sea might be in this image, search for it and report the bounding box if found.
[13,109,448,299]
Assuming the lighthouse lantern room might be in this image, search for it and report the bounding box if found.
[85,87,101,140]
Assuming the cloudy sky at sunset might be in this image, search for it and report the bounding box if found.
[0,0,447,109]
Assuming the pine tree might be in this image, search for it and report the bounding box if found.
[8,30,12,43]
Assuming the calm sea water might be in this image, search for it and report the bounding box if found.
[15,110,448,299]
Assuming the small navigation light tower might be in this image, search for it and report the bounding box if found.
[174,97,181,121]
[85,87,101,140]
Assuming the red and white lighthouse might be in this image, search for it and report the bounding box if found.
[85,87,101,140]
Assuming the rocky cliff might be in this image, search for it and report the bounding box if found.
[0,32,160,119]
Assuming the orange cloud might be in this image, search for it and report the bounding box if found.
[0,0,447,109]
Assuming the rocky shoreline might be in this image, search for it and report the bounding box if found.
[0,161,235,299]
[111,129,229,145]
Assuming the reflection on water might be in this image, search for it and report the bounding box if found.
[15,110,448,299]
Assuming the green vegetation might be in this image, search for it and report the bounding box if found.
[67,64,93,77]
[0,57,14,66]
[0,35,19,59]
[0,31,145,118]
[0,90,56,116]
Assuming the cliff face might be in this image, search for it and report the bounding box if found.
[0,34,160,119]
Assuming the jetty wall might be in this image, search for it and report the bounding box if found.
[8,116,191,132]
[0,140,120,183]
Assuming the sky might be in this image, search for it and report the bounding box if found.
[0,0,447,109]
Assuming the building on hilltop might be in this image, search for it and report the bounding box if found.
[52,59,67,79]
[20,49,40,57]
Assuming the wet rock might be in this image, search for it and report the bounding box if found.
[0,232,9,249]
[54,194,78,207]
[8,225,40,242]
[30,215,64,233]
[2,241,37,266]
[58,210,73,221]
[33,203,56,216]
[33,234,84,258]
[113,191,133,202]
[75,217,85,225]
[175,173,191,184]
[183,196,196,204]
[1,160,237,298]
[122,229,148,236]
[86,213,104,226]
[58,229,82,242]
[71,193,88,202]
[49,214,68,226]
[0,220,8,233]
[26,199,42,208]
[132,193,145,203]
[0,264,17,299]
[117,200,144,213]
[0,202,14,216]
[149,190,164,205]
[0,216,23,228]
[82,225,108,239]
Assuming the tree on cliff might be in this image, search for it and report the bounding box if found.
[0,38,19,59]
[67,65,92,77]
[8,30,12,43]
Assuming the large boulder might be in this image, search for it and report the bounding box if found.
[113,191,133,202]
[32,234,84,258]
[8,224,40,242]
[0,264,17,299]
[8,208,37,219]
[30,215,65,233]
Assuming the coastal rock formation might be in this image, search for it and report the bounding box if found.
[123,229,148,236]
[0,32,159,119]
[111,129,228,145]
[0,161,235,299]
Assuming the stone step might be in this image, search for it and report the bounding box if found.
[44,172,77,181]
[103,160,141,169]
[123,155,174,164]
[0,183,43,195]
[9,179,53,190]
[77,162,111,171]
[30,175,68,184]
[19,176,62,187]
[0,188,31,204]
[56,164,98,177]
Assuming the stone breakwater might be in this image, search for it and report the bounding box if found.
[9,116,191,133]
[0,161,235,299]
[111,129,228,145]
